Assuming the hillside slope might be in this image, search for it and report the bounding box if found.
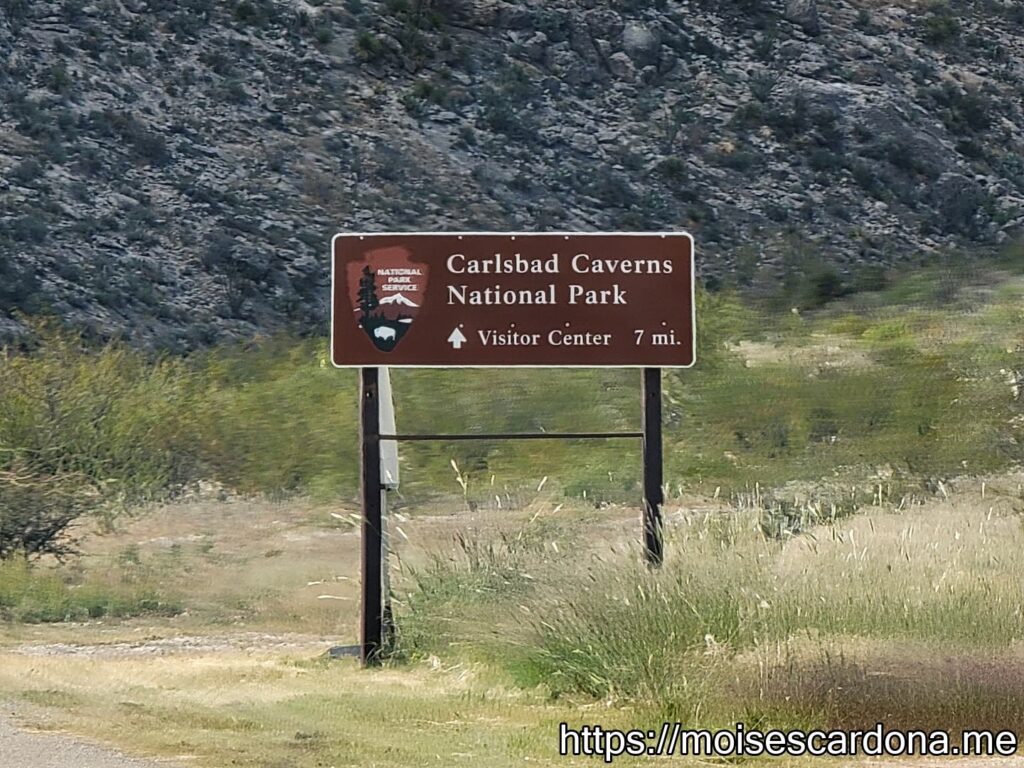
[1,0,1023,347]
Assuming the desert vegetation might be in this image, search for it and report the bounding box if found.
[1,258,1023,764]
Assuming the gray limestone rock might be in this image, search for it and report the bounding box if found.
[622,22,661,69]
[608,51,636,82]
[785,0,822,35]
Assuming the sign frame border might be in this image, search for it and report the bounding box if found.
[330,231,696,369]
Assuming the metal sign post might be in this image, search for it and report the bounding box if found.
[641,368,664,567]
[359,367,384,666]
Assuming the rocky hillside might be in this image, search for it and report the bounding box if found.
[2,0,1023,348]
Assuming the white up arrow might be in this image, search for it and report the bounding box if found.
[447,327,467,349]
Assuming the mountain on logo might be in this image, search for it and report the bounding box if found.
[379,293,419,308]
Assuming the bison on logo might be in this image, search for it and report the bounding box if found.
[346,246,429,352]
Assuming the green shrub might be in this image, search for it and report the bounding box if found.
[656,156,687,181]
[233,0,280,26]
[0,466,98,560]
[11,158,44,184]
[0,324,203,510]
[712,148,759,171]
[194,337,359,498]
[88,110,171,165]
[922,3,960,45]
[10,213,48,243]
[925,83,991,135]
[1,268,1019,514]
[0,254,43,313]
[313,22,333,44]
[354,30,385,62]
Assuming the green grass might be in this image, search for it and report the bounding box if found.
[0,558,181,622]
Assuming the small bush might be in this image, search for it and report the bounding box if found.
[749,72,776,102]
[656,156,687,181]
[808,147,842,172]
[1,0,30,23]
[233,0,280,26]
[219,78,248,104]
[479,90,537,143]
[798,263,849,309]
[88,110,171,165]
[0,255,42,312]
[45,63,72,93]
[712,148,759,171]
[11,212,48,243]
[729,101,765,130]
[354,30,385,62]
[0,466,98,560]
[10,158,44,185]
[766,92,810,140]
[313,22,333,44]
[922,3,960,45]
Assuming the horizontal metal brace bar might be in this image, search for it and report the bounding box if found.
[378,432,643,442]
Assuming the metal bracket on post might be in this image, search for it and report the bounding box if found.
[378,367,400,656]
[641,367,664,567]
[359,367,384,667]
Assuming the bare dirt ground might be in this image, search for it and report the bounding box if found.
[11,632,332,659]
[0,633,337,768]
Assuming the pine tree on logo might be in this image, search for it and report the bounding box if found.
[358,266,379,318]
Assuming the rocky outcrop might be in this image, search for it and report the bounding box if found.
[0,0,1022,347]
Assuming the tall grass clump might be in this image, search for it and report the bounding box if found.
[395,515,570,660]
[519,500,1024,725]
[526,511,769,708]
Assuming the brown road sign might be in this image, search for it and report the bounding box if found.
[331,232,695,368]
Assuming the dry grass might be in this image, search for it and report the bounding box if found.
[4,477,1024,765]
[0,649,600,767]
[513,473,1024,737]
[0,494,628,766]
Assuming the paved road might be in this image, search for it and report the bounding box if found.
[0,714,168,768]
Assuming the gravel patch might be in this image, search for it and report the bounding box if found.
[13,633,332,659]
[0,713,173,768]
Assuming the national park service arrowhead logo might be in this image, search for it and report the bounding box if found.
[347,246,429,352]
